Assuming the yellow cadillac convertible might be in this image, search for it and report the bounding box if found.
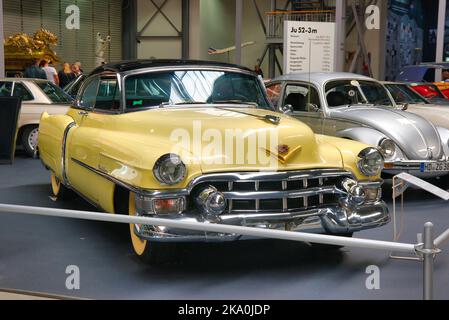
[38,60,389,263]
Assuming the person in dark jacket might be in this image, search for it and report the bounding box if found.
[23,58,47,79]
[58,62,76,88]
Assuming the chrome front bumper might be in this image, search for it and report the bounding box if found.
[132,202,390,243]
[384,160,449,178]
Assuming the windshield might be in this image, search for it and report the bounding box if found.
[36,81,73,104]
[124,70,271,111]
[64,75,85,98]
[384,84,429,104]
[325,79,394,107]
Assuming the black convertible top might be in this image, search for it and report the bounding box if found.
[91,59,253,75]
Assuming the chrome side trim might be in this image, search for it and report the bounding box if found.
[71,157,190,198]
[61,122,76,186]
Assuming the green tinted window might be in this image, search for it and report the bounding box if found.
[13,83,34,101]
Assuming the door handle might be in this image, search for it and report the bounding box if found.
[78,111,89,116]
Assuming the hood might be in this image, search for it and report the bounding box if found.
[329,105,443,160]
[118,107,345,173]
[407,104,449,130]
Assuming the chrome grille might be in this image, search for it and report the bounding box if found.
[191,170,352,214]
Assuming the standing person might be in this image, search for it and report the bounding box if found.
[58,62,75,88]
[23,58,47,79]
[74,61,84,74]
[41,60,60,86]
[71,63,83,77]
[443,69,449,82]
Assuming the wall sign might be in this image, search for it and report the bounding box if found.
[283,21,336,74]
[66,5,80,30]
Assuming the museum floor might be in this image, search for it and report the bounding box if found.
[1,154,449,300]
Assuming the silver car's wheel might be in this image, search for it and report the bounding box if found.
[22,126,39,157]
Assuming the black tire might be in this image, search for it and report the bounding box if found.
[127,192,176,264]
[433,175,449,191]
[21,125,39,157]
[311,233,353,250]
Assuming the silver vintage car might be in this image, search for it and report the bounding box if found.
[266,73,449,178]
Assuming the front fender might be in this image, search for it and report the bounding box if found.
[336,127,387,148]
[38,112,75,178]
[436,126,449,156]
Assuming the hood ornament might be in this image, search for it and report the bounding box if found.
[264,145,302,163]
[427,147,433,160]
[264,115,281,125]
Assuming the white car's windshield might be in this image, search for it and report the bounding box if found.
[124,70,271,111]
[325,80,394,108]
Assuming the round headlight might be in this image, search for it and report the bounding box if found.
[378,139,396,159]
[357,148,384,177]
[153,154,187,185]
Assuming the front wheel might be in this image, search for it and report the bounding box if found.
[128,192,175,264]
[50,172,71,199]
[22,125,39,157]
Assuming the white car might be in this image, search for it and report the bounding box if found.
[383,81,449,131]
[0,78,72,156]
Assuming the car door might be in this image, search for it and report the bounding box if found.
[10,81,37,128]
[281,82,324,134]
[65,75,106,203]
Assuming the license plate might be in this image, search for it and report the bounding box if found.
[420,162,449,173]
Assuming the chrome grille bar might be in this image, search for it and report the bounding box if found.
[255,181,260,212]
[303,178,309,209]
[282,180,288,212]
[319,178,324,205]
[222,186,339,200]
[193,169,352,215]
[228,181,233,214]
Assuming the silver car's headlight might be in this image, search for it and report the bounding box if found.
[378,138,396,160]
[357,148,384,177]
[153,154,187,185]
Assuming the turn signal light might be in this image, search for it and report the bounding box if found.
[153,198,186,215]
[384,163,395,169]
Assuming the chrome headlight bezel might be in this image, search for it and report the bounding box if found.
[378,138,396,160]
[153,154,187,186]
[357,147,384,177]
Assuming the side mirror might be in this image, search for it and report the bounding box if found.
[281,104,294,114]
[74,99,83,108]
[401,103,409,111]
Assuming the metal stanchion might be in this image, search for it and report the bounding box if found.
[416,222,441,300]
[424,223,435,300]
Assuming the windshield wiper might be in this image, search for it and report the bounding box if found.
[159,101,207,108]
[211,100,258,107]
[174,101,208,105]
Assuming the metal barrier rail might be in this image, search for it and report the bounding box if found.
[0,203,447,300]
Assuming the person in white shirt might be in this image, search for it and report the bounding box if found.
[40,60,60,86]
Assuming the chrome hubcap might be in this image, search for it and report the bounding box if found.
[28,128,39,150]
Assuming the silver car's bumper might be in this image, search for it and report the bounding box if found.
[132,202,390,243]
[384,160,449,178]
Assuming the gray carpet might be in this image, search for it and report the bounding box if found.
[0,154,448,300]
